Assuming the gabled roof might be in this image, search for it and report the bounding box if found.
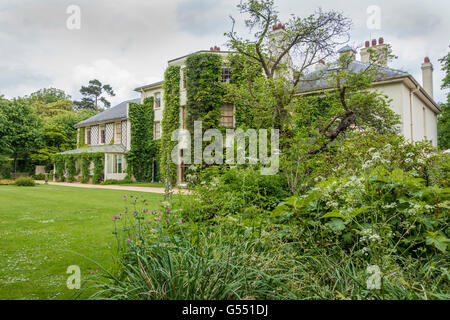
[60,144,127,155]
[296,60,409,93]
[134,80,164,92]
[75,98,140,127]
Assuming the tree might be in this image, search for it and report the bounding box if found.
[438,50,450,150]
[225,0,400,193]
[0,98,41,172]
[28,88,71,104]
[32,110,96,167]
[74,79,115,111]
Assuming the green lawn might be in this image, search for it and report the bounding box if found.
[0,184,164,300]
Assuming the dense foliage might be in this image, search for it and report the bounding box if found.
[185,53,225,132]
[127,97,159,182]
[160,65,181,186]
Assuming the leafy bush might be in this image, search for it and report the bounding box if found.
[101,177,133,185]
[15,177,36,187]
[274,167,449,255]
[91,195,298,300]
[176,167,288,222]
[33,173,45,180]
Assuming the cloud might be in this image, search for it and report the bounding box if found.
[0,0,448,104]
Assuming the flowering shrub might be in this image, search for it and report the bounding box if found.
[0,180,15,185]
[274,167,449,256]
[176,167,288,222]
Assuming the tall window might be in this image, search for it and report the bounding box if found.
[220,105,234,127]
[154,122,161,140]
[100,126,106,144]
[107,154,126,174]
[115,122,121,143]
[86,128,91,145]
[181,68,187,90]
[154,92,161,109]
[222,67,231,83]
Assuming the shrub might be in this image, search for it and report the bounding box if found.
[176,167,288,222]
[15,177,36,187]
[91,196,298,300]
[33,173,45,180]
[101,177,133,185]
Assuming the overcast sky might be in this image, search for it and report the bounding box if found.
[0,0,449,105]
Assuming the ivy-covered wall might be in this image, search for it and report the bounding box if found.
[53,152,104,184]
[127,97,159,182]
[160,65,181,186]
[77,127,87,149]
[185,53,225,132]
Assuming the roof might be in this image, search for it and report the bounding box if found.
[134,80,164,92]
[167,50,234,64]
[60,144,127,155]
[296,60,409,93]
[337,45,355,53]
[75,98,140,127]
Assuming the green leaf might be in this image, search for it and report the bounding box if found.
[320,210,345,219]
[325,218,347,232]
[425,232,449,253]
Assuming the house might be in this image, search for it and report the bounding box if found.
[58,34,440,184]
[298,38,441,146]
[58,98,139,181]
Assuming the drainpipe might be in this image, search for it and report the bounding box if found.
[409,85,420,142]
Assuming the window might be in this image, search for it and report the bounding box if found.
[181,68,187,90]
[154,92,161,109]
[154,121,161,140]
[220,105,234,127]
[107,154,126,174]
[86,128,91,145]
[222,67,231,83]
[115,122,121,143]
[100,126,106,144]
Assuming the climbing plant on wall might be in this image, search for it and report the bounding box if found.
[160,65,181,186]
[66,154,77,182]
[54,154,65,182]
[80,153,91,183]
[91,153,104,184]
[185,53,225,132]
[77,127,87,149]
[127,97,158,182]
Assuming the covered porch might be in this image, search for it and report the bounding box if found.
[56,145,128,183]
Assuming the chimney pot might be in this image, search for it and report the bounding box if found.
[378,37,384,45]
[424,57,430,63]
[210,47,214,51]
[365,41,370,48]
[372,39,377,46]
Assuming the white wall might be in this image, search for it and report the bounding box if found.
[372,81,438,146]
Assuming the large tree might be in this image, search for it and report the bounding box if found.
[74,79,115,111]
[0,97,41,172]
[438,50,450,150]
[225,0,399,193]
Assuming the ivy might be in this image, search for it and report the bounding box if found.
[54,154,65,182]
[185,53,225,132]
[80,153,91,183]
[91,153,104,184]
[77,127,87,149]
[127,97,159,182]
[160,65,181,186]
[66,154,77,182]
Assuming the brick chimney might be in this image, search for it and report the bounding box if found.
[315,59,326,70]
[421,57,434,98]
[360,37,388,66]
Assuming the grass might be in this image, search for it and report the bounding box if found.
[0,184,164,300]
[119,182,164,188]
